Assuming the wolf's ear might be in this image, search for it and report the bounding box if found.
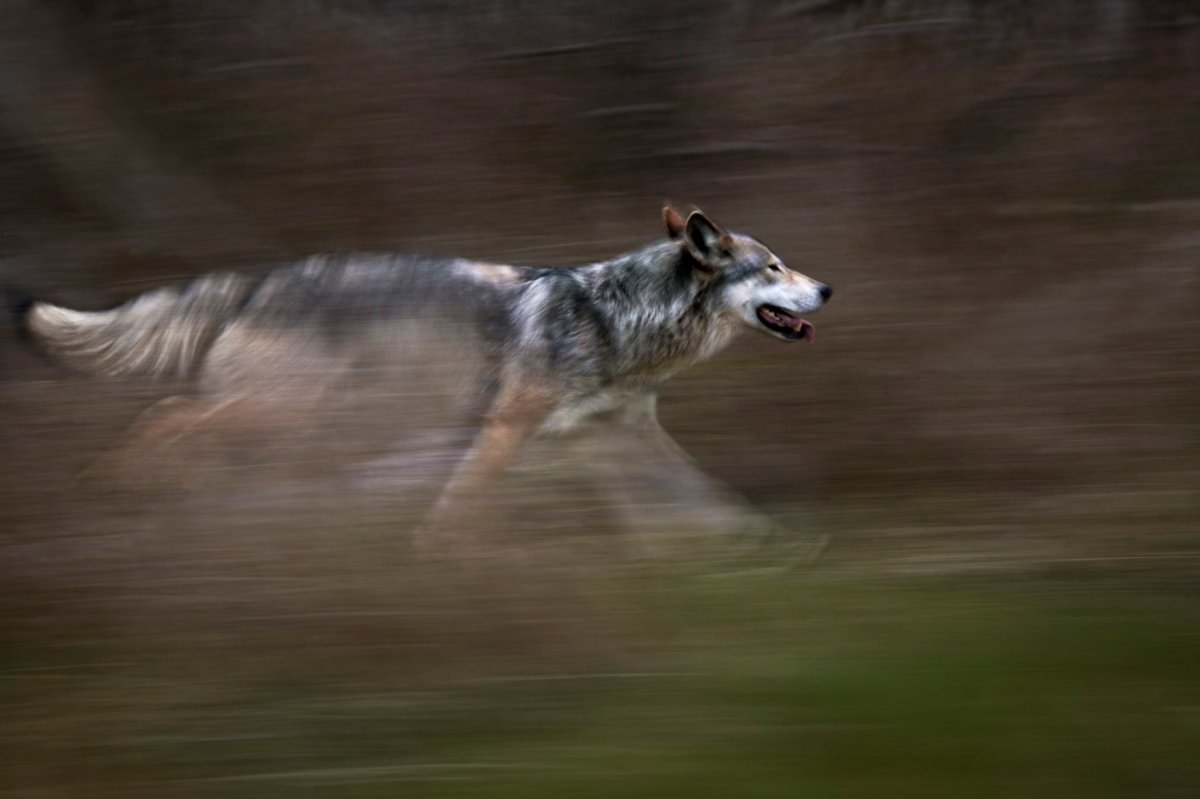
[683,210,733,270]
[663,204,687,240]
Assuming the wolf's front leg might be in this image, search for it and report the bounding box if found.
[581,394,776,548]
[413,378,553,555]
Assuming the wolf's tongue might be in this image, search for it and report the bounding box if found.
[777,310,815,343]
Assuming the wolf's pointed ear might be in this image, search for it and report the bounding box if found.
[683,210,733,271]
[663,203,687,240]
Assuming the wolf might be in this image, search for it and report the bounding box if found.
[16,205,831,549]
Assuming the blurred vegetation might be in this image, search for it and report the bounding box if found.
[1,1,1198,795]
[4,570,1199,797]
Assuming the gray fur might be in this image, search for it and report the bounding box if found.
[26,273,255,380]
[24,206,832,545]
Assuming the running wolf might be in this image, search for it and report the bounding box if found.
[17,205,832,545]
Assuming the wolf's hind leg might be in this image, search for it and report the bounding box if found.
[79,394,235,488]
[80,390,322,489]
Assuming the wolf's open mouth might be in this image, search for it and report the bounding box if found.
[756,304,814,342]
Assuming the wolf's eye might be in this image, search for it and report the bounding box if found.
[767,263,783,273]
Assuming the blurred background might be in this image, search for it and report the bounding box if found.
[1,2,1198,796]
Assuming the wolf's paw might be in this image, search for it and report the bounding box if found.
[618,500,766,558]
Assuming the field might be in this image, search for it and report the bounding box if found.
[2,3,1198,796]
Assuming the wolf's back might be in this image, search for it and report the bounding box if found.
[20,273,255,381]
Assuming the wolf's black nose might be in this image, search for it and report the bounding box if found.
[818,284,833,301]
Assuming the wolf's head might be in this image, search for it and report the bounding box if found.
[664,204,831,342]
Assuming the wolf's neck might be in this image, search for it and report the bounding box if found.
[583,242,739,378]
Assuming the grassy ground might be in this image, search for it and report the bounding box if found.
[3,565,1197,798]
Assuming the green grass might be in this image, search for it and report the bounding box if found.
[3,573,1199,798]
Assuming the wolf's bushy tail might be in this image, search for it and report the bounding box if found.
[17,273,255,381]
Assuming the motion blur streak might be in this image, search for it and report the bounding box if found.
[1,3,1197,797]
